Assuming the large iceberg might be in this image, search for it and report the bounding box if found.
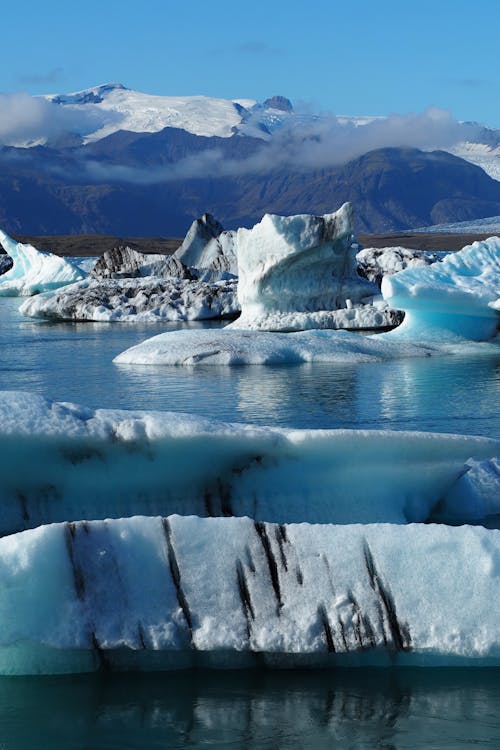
[0,392,498,535]
[0,230,86,296]
[381,237,500,342]
[0,515,497,674]
[228,203,383,331]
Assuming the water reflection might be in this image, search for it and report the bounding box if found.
[2,298,500,438]
[0,669,498,749]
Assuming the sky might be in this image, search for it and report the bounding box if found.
[1,0,499,127]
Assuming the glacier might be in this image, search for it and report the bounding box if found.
[0,392,498,535]
[0,515,497,674]
[174,213,238,281]
[0,230,86,296]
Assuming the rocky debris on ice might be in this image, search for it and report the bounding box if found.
[0,515,498,674]
[0,252,13,276]
[0,229,86,296]
[356,246,443,286]
[381,236,500,342]
[92,245,194,281]
[19,276,238,322]
[227,203,383,332]
[174,213,238,281]
[0,391,498,534]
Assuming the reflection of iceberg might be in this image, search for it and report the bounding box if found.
[0,392,498,532]
[0,670,497,746]
[0,230,85,296]
[0,515,498,673]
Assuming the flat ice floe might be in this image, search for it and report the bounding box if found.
[0,516,498,673]
[0,230,86,296]
[0,392,498,534]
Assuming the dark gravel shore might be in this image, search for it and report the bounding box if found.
[7,232,498,258]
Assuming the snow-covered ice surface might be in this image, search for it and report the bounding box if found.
[0,515,498,674]
[381,237,500,342]
[0,392,498,535]
[0,230,86,296]
[114,327,441,365]
[19,277,238,322]
[229,203,378,332]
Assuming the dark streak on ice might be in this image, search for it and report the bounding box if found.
[64,521,85,600]
[363,540,411,652]
[236,559,255,640]
[318,604,336,653]
[161,518,194,642]
[275,525,288,571]
[254,521,282,614]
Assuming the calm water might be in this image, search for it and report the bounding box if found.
[1,297,500,436]
[1,296,500,748]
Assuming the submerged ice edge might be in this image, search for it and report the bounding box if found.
[0,391,498,534]
[0,516,498,674]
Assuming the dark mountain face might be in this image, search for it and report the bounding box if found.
[1,129,500,235]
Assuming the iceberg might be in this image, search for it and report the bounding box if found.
[19,276,238,322]
[174,214,238,281]
[0,230,86,296]
[0,392,498,535]
[0,515,497,674]
[227,203,379,331]
[381,237,500,342]
[356,246,443,286]
[91,245,193,281]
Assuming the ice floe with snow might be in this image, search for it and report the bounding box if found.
[0,515,498,673]
[0,230,86,296]
[0,392,498,534]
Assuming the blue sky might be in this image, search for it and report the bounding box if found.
[2,0,499,126]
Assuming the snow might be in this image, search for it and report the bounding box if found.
[19,277,239,322]
[0,392,497,535]
[228,203,377,331]
[0,515,497,674]
[0,230,86,296]
[45,84,247,141]
[381,237,500,342]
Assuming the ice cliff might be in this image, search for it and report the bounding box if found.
[0,230,86,296]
